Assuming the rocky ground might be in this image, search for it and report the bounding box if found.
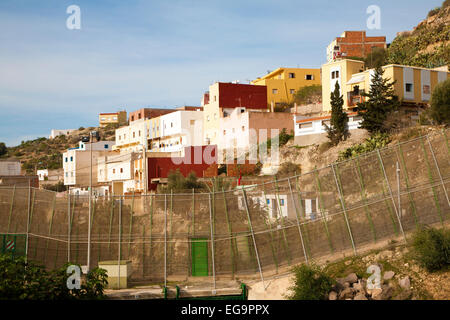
[248,241,450,300]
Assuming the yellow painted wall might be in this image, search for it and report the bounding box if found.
[252,68,321,106]
[203,83,220,146]
[322,59,365,112]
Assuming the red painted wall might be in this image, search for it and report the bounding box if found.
[147,145,218,190]
[218,83,267,109]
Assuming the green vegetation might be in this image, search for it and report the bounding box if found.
[338,133,391,160]
[411,226,450,272]
[0,254,108,300]
[158,170,206,193]
[324,82,349,146]
[292,85,322,105]
[357,67,400,134]
[430,78,450,124]
[386,1,449,69]
[287,264,335,300]
[42,181,68,192]
[0,142,6,157]
[365,47,387,69]
[260,128,293,150]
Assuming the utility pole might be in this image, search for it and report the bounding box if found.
[87,131,93,272]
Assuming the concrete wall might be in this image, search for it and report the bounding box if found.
[0,160,21,176]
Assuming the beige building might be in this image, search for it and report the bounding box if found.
[99,110,127,127]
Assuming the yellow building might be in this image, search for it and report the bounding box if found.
[321,59,366,112]
[345,64,450,109]
[251,67,321,107]
[99,110,127,127]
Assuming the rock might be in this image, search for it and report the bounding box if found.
[368,288,383,299]
[372,285,393,300]
[393,289,412,300]
[344,273,358,284]
[376,250,393,260]
[329,291,338,300]
[354,293,368,300]
[332,280,345,293]
[399,276,411,290]
[345,260,352,266]
[344,282,351,288]
[339,287,355,300]
[352,280,367,294]
[383,271,395,281]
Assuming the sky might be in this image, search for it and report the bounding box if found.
[0,0,443,146]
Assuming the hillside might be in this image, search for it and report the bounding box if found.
[387,1,450,68]
[3,125,116,174]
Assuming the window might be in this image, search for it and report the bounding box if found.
[70,156,73,161]
[113,169,115,174]
[138,114,141,119]
[423,85,430,94]
[65,157,68,162]
[133,132,135,138]
[120,168,123,173]
[190,120,195,126]
[405,83,413,92]
[331,71,335,79]
[71,172,73,177]
[104,144,108,149]
[335,70,339,78]
[171,122,173,128]
[306,74,313,80]
[223,130,226,135]
[119,135,121,140]
[214,113,217,120]
[65,172,68,177]
[266,199,270,205]
[299,122,313,129]
[124,134,126,139]
[214,96,217,101]
[113,116,117,120]
[207,115,210,121]
[138,131,141,137]
[131,116,134,121]
[272,89,278,94]
[280,199,285,206]
[290,89,295,94]
[242,126,245,131]
[289,73,295,78]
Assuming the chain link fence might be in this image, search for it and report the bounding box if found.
[0,129,449,291]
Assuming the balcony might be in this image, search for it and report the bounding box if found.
[347,92,364,107]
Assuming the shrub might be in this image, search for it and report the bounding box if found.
[0,142,7,156]
[338,133,391,160]
[293,85,322,105]
[0,254,108,300]
[287,264,334,300]
[430,78,450,125]
[158,170,206,193]
[411,226,450,272]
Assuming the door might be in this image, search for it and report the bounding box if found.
[191,238,208,276]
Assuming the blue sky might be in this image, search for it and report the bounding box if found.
[0,0,443,146]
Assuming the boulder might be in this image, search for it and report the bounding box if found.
[352,280,367,294]
[392,289,412,300]
[353,293,368,300]
[328,291,338,300]
[383,271,395,281]
[339,287,355,300]
[372,285,393,300]
[344,273,358,284]
[399,276,411,290]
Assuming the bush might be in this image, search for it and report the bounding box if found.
[293,85,322,105]
[287,264,334,300]
[411,226,450,272]
[0,142,7,156]
[430,78,450,125]
[0,254,108,300]
[158,170,206,193]
[338,133,391,160]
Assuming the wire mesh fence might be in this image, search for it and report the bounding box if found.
[0,129,449,290]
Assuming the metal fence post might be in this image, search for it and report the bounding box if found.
[208,193,217,294]
[241,188,265,289]
[426,135,450,207]
[331,164,357,255]
[164,193,167,289]
[118,196,122,290]
[68,192,71,263]
[376,149,406,242]
[287,178,308,264]
[25,183,31,262]
[396,162,402,219]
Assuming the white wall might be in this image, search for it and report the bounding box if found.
[403,67,415,100]
[294,115,362,138]
[0,161,21,176]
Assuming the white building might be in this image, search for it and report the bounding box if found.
[49,129,77,139]
[293,112,363,146]
[37,169,48,181]
[237,190,319,221]
[63,141,116,187]
[0,160,21,176]
[97,152,143,195]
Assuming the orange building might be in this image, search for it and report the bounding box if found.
[327,31,386,62]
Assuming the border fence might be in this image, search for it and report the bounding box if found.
[0,129,449,291]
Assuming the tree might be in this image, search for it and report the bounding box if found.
[357,67,400,134]
[324,82,349,146]
[365,47,387,69]
[430,78,450,125]
[0,142,7,157]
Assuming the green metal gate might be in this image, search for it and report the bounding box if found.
[1,234,26,259]
[191,238,208,276]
